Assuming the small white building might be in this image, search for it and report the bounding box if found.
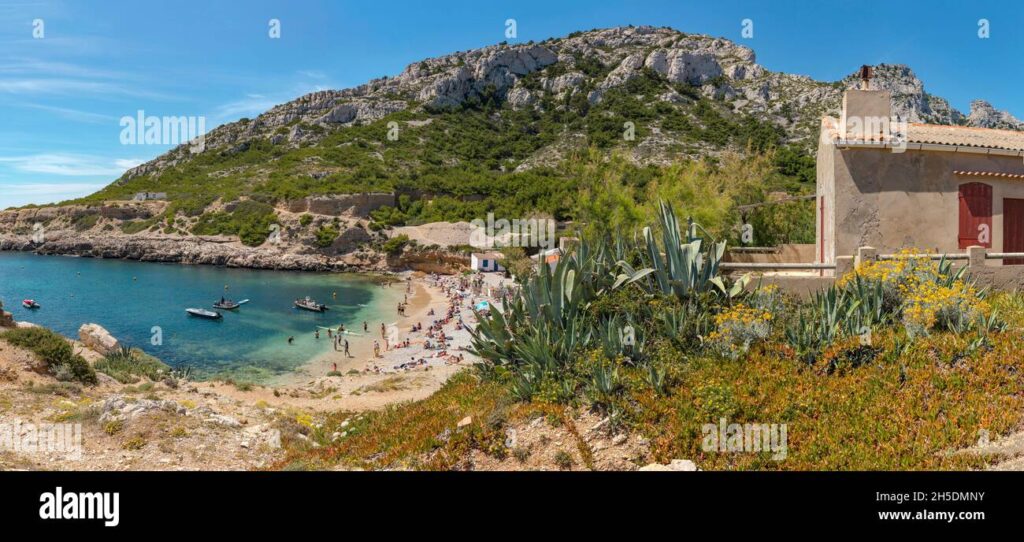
[471,252,504,272]
[132,192,167,201]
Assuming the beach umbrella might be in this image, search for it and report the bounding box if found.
[475,301,490,312]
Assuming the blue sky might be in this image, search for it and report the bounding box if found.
[1,0,1022,208]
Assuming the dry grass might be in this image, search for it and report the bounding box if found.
[351,375,412,395]
[272,371,509,470]
[629,328,1024,470]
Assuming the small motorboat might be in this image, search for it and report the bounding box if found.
[294,297,328,312]
[213,299,241,310]
[186,308,222,320]
[22,299,40,309]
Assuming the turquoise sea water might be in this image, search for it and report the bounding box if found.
[0,252,401,381]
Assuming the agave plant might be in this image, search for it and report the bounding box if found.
[106,344,139,364]
[168,365,193,382]
[935,254,969,286]
[470,243,597,377]
[644,362,668,396]
[509,363,542,402]
[620,201,748,302]
[842,273,888,327]
[785,285,862,365]
[587,361,621,411]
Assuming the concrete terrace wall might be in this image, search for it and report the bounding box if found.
[734,245,1024,299]
[726,244,815,264]
[286,193,395,217]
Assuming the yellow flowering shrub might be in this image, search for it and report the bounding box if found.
[746,283,782,314]
[707,304,772,359]
[838,249,939,309]
[838,248,987,337]
[902,280,989,336]
[295,412,315,429]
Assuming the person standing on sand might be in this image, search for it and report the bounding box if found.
[380,323,386,338]
[363,321,368,332]
[344,339,350,357]
[373,340,380,357]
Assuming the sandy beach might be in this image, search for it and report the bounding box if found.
[224,270,514,412]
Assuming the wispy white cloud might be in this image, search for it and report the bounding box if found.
[19,102,116,124]
[297,70,327,79]
[0,58,174,99]
[213,93,279,120]
[0,78,173,99]
[0,153,143,177]
[0,59,125,79]
[114,158,144,170]
[211,78,346,123]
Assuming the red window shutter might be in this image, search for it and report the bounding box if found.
[958,182,992,249]
[1004,198,1024,265]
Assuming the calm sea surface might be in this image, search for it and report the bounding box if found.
[0,252,401,381]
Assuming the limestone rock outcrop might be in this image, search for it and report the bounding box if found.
[78,323,120,356]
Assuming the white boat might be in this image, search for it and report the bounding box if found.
[294,297,328,312]
[186,308,222,320]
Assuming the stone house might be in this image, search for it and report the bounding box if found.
[817,88,1024,266]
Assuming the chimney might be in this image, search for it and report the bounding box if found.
[841,65,892,142]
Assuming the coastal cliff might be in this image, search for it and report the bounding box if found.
[0,196,394,272]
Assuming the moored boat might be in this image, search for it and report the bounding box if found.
[213,298,241,310]
[186,308,222,320]
[294,297,328,312]
[22,299,39,309]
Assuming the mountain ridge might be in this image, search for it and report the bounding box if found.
[111,25,1023,187]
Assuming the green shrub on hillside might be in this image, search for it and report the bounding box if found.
[192,200,279,246]
[121,218,158,234]
[1,327,97,384]
[381,234,410,255]
[94,345,170,384]
[73,213,99,231]
[314,224,339,247]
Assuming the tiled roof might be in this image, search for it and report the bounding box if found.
[906,124,1024,152]
[953,170,1024,180]
[822,117,1024,152]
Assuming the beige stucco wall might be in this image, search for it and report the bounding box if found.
[819,144,1024,262]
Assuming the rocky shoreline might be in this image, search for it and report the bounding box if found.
[0,233,382,272]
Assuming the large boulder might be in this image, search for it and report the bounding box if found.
[78,323,120,356]
[0,309,13,328]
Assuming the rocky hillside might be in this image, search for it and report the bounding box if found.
[108,26,1020,185]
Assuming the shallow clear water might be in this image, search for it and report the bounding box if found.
[0,252,401,381]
